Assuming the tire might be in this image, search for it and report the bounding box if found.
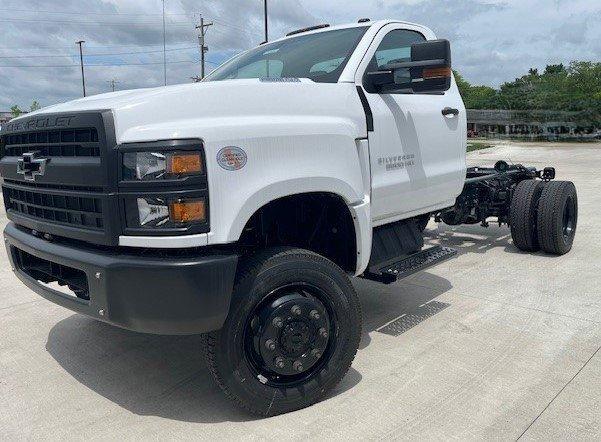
[537,181,578,255]
[510,180,544,252]
[204,247,362,416]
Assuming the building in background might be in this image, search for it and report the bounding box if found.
[0,112,14,127]
[467,109,599,141]
[0,111,29,130]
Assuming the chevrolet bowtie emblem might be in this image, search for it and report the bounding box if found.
[17,152,50,182]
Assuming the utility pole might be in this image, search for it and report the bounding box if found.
[263,0,268,43]
[76,40,86,97]
[107,79,119,92]
[196,16,213,80]
[162,0,167,86]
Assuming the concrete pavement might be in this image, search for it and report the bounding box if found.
[0,142,599,440]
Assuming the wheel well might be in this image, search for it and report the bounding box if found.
[238,193,357,272]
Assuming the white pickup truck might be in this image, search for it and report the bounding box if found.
[0,19,577,416]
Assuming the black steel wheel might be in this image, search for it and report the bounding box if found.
[204,247,362,416]
[510,180,545,252]
[244,283,335,386]
[537,181,578,255]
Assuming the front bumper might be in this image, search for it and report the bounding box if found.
[4,222,238,335]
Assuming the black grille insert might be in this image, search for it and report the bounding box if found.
[1,128,100,157]
[13,247,89,300]
[3,179,102,193]
[3,184,104,230]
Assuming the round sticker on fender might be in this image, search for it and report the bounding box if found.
[217,146,247,171]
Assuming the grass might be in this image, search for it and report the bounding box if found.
[467,142,490,152]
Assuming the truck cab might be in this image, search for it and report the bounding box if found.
[0,20,576,416]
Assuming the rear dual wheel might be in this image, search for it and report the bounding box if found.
[204,247,362,416]
[537,181,578,255]
[510,180,577,255]
[510,180,544,252]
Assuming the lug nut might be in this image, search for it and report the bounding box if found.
[319,327,328,339]
[311,348,321,358]
[272,317,283,328]
[265,339,276,351]
[293,360,304,372]
[291,305,302,316]
[309,309,320,320]
[274,357,285,369]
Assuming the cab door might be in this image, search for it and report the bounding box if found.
[355,24,466,225]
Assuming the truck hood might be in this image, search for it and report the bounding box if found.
[17,79,366,143]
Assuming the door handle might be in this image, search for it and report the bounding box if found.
[442,107,460,117]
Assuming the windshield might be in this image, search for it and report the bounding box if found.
[204,26,369,83]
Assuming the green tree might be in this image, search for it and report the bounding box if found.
[453,70,497,109]
[455,62,601,127]
[10,105,22,117]
[30,100,41,111]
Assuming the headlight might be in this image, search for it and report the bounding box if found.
[137,197,170,227]
[123,151,204,181]
[135,196,207,229]
[119,141,209,236]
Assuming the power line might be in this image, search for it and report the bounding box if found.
[0,8,192,16]
[0,46,198,59]
[0,42,198,51]
[0,59,219,68]
[0,17,258,32]
[0,18,196,27]
[212,19,252,33]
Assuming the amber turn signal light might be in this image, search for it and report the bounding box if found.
[170,199,206,223]
[168,153,203,175]
[423,66,452,79]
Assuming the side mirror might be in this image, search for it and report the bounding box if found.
[364,39,452,94]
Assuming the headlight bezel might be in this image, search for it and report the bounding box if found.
[117,139,210,237]
[118,139,207,187]
[122,192,210,235]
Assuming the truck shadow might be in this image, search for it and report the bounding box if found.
[354,273,452,350]
[44,272,451,423]
[424,223,547,256]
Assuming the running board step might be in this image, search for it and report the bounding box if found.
[362,246,458,284]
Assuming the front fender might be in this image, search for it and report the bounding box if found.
[226,177,362,242]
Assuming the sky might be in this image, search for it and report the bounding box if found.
[1,0,600,110]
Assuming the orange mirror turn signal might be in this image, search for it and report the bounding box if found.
[423,66,452,80]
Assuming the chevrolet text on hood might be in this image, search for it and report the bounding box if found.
[0,19,578,416]
[3,115,76,132]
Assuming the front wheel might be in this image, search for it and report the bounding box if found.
[204,247,362,416]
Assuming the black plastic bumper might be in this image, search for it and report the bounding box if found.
[4,223,238,335]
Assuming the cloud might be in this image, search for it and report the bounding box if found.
[0,0,600,109]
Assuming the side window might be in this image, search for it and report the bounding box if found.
[368,29,426,93]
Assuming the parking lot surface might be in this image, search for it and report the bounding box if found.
[1,142,599,440]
